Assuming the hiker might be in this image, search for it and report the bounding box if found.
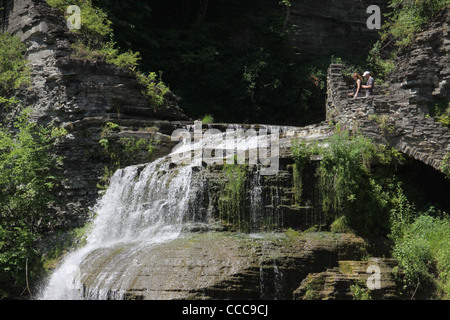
[348,73,363,99]
[361,71,375,97]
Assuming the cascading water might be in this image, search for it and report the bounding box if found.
[39,156,197,300]
[250,170,263,233]
[39,122,287,300]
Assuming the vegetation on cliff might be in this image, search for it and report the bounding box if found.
[0,33,30,109]
[218,164,249,232]
[292,125,405,237]
[0,110,67,299]
[46,0,172,110]
[291,126,450,299]
[381,0,450,47]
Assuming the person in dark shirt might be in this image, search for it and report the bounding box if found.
[362,71,375,97]
[348,73,363,99]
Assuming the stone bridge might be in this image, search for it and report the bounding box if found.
[326,64,450,171]
[326,7,450,173]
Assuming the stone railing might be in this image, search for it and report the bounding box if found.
[326,64,450,171]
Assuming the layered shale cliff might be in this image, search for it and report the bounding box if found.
[288,0,388,60]
[1,0,190,228]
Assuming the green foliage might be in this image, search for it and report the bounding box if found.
[350,282,372,300]
[285,227,301,239]
[367,41,395,83]
[71,40,141,70]
[218,164,248,232]
[136,72,171,109]
[369,114,395,134]
[46,0,112,46]
[0,109,66,298]
[97,122,156,188]
[441,153,450,179]
[201,114,215,124]
[292,125,405,237]
[291,140,321,205]
[0,33,30,109]
[391,212,450,298]
[330,215,352,233]
[318,126,402,236]
[100,121,120,136]
[428,99,450,129]
[389,185,418,241]
[381,0,450,47]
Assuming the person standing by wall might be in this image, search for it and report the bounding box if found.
[348,73,364,99]
[362,71,375,97]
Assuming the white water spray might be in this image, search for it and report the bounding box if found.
[39,156,196,299]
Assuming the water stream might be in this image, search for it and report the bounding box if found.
[39,156,196,299]
[39,124,315,299]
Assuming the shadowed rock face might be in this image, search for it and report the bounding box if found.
[288,0,387,61]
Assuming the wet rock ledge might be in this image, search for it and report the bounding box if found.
[78,231,402,300]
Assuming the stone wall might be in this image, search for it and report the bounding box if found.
[327,63,449,171]
[326,8,450,172]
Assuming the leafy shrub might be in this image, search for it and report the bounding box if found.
[136,72,171,109]
[428,99,450,129]
[350,282,372,300]
[46,0,112,46]
[71,40,141,70]
[381,0,450,47]
[367,41,395,83]
[292,125,404,237]
[218,164,248,232]
[392,213,450,298]
[201,114,215,124]
[0,109,67,298]
[0,33,30,108]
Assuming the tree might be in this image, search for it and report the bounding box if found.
[0,109,66,298]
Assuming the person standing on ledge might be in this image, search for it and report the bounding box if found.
[361,71,375,97]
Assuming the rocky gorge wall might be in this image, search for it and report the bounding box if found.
[288,0,388,61]
[1,0,191,228]
[326,7,450,172]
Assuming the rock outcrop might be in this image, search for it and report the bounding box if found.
[293,258,403,300]
[1,0,190,228]
[288,0,387,61]
[78,231,369,300]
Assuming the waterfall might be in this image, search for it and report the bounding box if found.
[250,170,263,233]
[38,123,288,300]
[39,156,197,300]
